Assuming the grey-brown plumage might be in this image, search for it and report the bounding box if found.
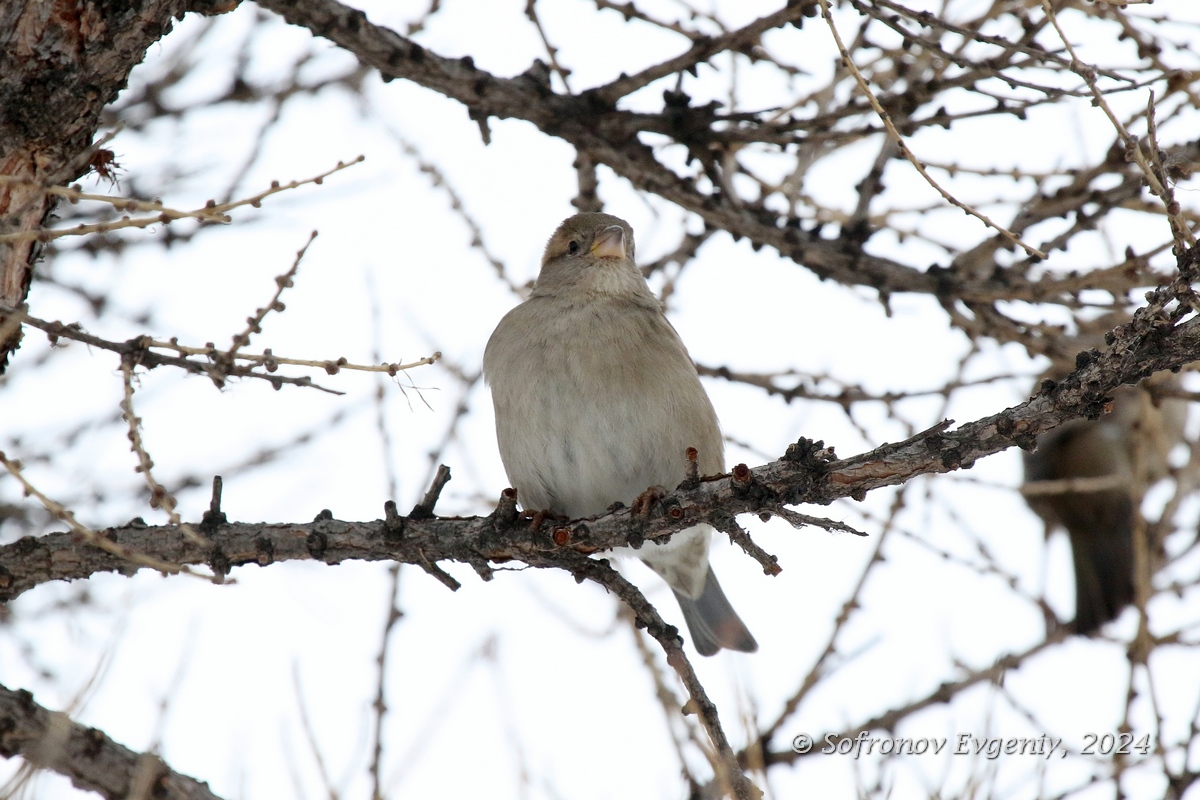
[1024,369,1186,634]
[483,212,757,656]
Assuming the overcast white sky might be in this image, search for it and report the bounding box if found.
[3,1,1200,798]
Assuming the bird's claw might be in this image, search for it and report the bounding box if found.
[633,485,669,516]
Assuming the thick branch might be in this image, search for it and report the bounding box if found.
[253,0,1137,312]
[5,311,1197,601]
[0,682,224,800]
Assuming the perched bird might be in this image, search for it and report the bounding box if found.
[1024,363,1187,634]
[483,212,757,656]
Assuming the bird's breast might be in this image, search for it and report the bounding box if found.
[486,297,722,519]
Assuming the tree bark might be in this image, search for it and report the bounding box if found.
[0,682,225,800]
[0,0,240,371]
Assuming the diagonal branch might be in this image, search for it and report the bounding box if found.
[3,0,1185,369]
[253,0,1139,312]
[0,682,224,800]
[5,304,1197,603]
[548,552,758,798]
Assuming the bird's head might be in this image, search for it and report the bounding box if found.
[534,213,648,298]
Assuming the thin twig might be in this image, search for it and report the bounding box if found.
[226,231,317,360]
[8,306,440,387]
[0,452,199,579]
[119,363,209,548]
[1039,0,1195,251]
[557,552,758,800]
[0,157,364,244]
[817,0,1047,259]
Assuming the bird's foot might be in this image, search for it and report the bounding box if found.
[632,485,669,516]
[522,508,569,529]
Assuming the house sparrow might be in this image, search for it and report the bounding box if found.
[1024,362,1187,634]
[483,212,757,655]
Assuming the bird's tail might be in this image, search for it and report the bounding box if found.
[1065,492,1136,635]
[673,565,758,656]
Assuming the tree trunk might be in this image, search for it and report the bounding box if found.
[0,0,239,371]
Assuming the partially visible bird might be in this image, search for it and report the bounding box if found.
[1024,357,1187,634]
[483,212,757,656]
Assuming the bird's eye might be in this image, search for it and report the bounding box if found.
[567,240,580,254]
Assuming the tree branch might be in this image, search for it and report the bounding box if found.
[252,0,1167,316]
[0,682,224,800]
[5,302,1196,601]
[0,0,240,372]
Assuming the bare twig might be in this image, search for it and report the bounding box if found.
[0,158,364,244]
[817,0,1046,259]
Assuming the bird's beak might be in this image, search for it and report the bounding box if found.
[590,225,626,259]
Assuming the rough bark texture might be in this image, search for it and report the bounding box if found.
[2,0,1198,796]
[4,304,1197,603]
[0,682,224,800]
[0,0,240,371]
[252,0,1186,322]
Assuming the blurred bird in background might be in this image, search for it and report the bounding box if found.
[484,213,757,656]
[1023,334,1188,634]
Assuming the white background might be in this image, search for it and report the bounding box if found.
[2,1,1200,798]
